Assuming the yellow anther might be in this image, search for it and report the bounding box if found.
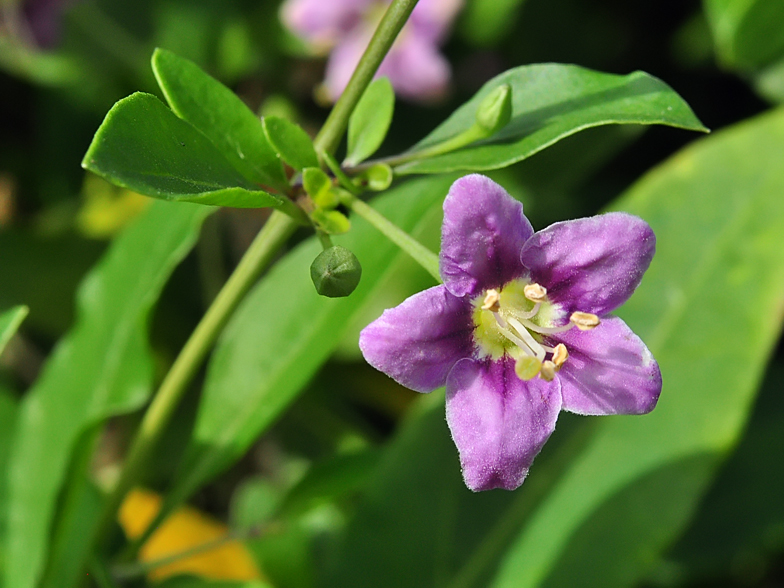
[570,311,600,331]
[515,356,542,380]
[540,360,556,382]
[524,283,547,302]
[481,289,501,311]
[551,343,569,368]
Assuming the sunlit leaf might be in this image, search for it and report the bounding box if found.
[262,116,319,171]
[492,105,784,588]
[82,93,290,210]
[4,202,211,588]
[345,78,394,167]
[152,48,288,192]
[395,64,707,175]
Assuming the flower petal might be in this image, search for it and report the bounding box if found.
[446,357,561,491]
[376,33,451,101]
[440,175,533,298]
[280,0,368,48]
[520,212,655,316]
[554,316,661,416]
[359,285,473,393]
[409,0,463,43]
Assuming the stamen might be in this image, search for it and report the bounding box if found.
[492,313,539,358]
[515,356,542,380]
[570,312,600,331]
[519,319,575,336]
[505,316,546,362]
[540,361,556,382]
[524,283,547,302]
[551,343,568,368]
[481,289,501,311]
[509,302,540,320]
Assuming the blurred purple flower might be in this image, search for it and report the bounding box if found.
[281,0,462,102]
[21,0,78,48]
[360,175,662,491]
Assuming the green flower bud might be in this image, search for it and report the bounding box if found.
[357,163,393,191]
[475,83,512,136]
[310,246,362,297]
[311,209,350,234]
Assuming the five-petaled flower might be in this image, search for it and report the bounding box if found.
[280,0,462,102]
[359,174,662,491]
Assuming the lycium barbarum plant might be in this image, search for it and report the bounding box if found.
[16,0,710,583]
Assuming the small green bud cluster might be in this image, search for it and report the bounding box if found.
[303,167,352,235]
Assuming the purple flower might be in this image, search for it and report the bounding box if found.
[281,0,462,102]
[359,175,662,491]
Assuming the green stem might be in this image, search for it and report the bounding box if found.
[313,0,420,157]
[351,124,488,172]
[93,210,296,543]
[342,193,441,282]
[318,231,334,250]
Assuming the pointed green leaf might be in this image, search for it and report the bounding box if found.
[396,64,707,175]
[4,201,211,588]
[345,77,395,166]
[491,106,784,588]
[151,48,288,192]
[82,93,288,210]
[0,305,28,357]
[262,116,319,171]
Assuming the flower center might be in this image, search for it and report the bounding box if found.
[471,279,600,381]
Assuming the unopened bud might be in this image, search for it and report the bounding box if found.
[475,84,512,136]
[310,246,362,298]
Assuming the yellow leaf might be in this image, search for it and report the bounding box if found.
[119,488,263,582]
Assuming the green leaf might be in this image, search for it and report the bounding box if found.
[168,175,454,509]
[490,105,784,588]
[151,48,288,192]
[3,201,211,588]
[345,78,395,167]
[262,116,319,171]
[0,386,18,581]
[395,64,707,175]
[651,362,784,584]
[0,306,28,357]
[82,93,289,210]
[704,0,784,69]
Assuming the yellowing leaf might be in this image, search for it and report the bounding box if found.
[119,488,262,582]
